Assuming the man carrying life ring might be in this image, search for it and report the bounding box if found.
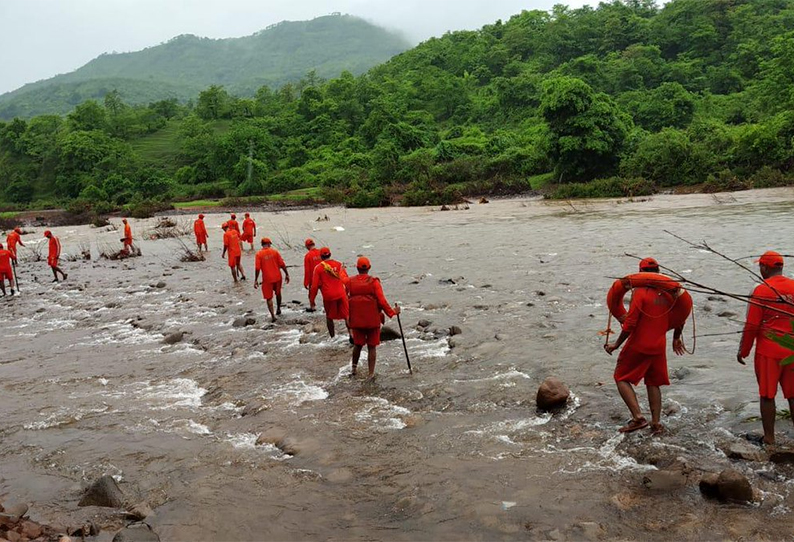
[604,257,686,435]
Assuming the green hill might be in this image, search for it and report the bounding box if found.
[0,14,410,119]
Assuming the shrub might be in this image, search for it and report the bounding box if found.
[549,177,656,199]
[345,187,387,208]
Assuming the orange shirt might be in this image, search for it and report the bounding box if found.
[346,274,396,328]
[242,218,255,236]
[740,275,794,359]
[48,236,61,260]
[7,231,21,255]
[124,223,132,242]
[255,247,286,283]
[227,219,240,232]
[303,249,322,289]
[0,249,12,272]
[194,219,208,239]
[622,287,672,355]
[309,259,348,303]
[223,230,241,257]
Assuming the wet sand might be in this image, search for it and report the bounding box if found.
[2,189,794,540]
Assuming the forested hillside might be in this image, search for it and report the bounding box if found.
[0,14,410,119]
[2,0,794,216]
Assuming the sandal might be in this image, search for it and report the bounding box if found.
[650,423,665,436]
[619,417,649,433]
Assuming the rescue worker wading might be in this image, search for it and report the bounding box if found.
[309,247,350,341]
[345,257,400,378]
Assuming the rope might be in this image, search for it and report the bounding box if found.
[683,307,696,355]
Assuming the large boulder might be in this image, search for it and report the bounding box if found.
[380,326,402,341]
[700,469,753,503]
[78,476,125,508]
[536,377,570,411]
[723,442,766,462]
[112,524,160,542]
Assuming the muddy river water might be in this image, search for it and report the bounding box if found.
[2,189,794,541]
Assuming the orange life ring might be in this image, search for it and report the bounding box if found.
[606,272,692,331]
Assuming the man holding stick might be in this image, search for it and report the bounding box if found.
[737,251,794,445]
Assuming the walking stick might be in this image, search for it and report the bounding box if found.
[396,310,412,375]
[11,258,19,293]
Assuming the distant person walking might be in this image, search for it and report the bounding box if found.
[194,214,208,252]
[44,230,67,282]
[604,258,685,435]
[6,226,24,262]
[241,213,257,251]
[0,242,15,295]
[303,238,322,294]
[345,256,400,378]
[227,214,240,233]
[309,247,350,340]
[121,218,134,254]
[254,237,289,322]
[737,251,794,445]
[221,223,246,282]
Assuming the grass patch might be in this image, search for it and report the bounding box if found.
[0,211,20,219]
[267,187,324,201]
[529,172,555,190]
[173,199,222,209]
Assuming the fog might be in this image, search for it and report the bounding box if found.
[0,0,613,95]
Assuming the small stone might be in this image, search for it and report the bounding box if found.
[723,442,766,462]
[125,502,153,520]
[536,377,570,411]
[535,291,546,296]
[702,304,712,313]
[5,530,21,542]
[20,520,42,539]
[232,317,256,328]
[449,325,462,336]
[417,319,431,328]
[663,402,681,416]
[447,338,457,349]
[708,296,725,302]
[716,469,753,503]
[155,281,166,289]
[642,469,687,491]
[380,326,402,341]
[78,475,125,508]
[2,504,27,519]
[673,367,691,380]
[717,310,737,318]
[162,331,184,345]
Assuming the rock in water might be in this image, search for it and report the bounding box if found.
[449,325,462,336]
[699,473,720,498]
[162,331,184,345]
[78,475,125,508]
[723,442,766,462]
[769,449,794,464]
[417,319,431,329]
[112,524,160,542]
[715,469,753,503]
[642,469,687,491]
[232,317,256,328]
[2,503,27,519]
[155,281,166,289]
[380,326,402,341]
[126,502,153,520]
[536,377,570,411]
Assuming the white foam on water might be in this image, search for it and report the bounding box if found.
[355,397,411,430]
[24,405,109,430]
[487,415,553,432]
[224,433,291,460]
[269,375,328,406]
[453,369,531,384]
[549,433,651,474]
[408,337,450,358]
[138,378,207,410]
[333,226,345,231]
[98,378,109,386]
[78,323,159,346]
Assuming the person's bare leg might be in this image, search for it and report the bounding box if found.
[617,381,643,421]
[58,267,67,280]
[789,398,794,433]
[647,385,662,426]
[276,292,282,315]
[51,268,59,282]
[351,344,362,375]
[267,298,276,322]
[237,261,246,280]
[0,281,6,296]
[367,346,377,378]
[760,397,777,445]
[231,267,238,282]
[327,318,335,338]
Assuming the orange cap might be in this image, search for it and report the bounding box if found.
[320,247,331,257]
[122,218,127,223]
[245,212,250,217]
[44,230,52,237]
[14,226,21,233]
[305,238,315,247]
[198,214,204,219]
[639,257,659,271]
[356,257,371,270]
[231,214,236,219]
[756,251,784,268]
[261,237,272,244]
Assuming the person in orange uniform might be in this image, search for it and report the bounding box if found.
[7,227,24,262]
[309,247,350,340]
[346,257,400,378]
[194,214,208,252]
[241,213,257,251]
[303,239,322,294]
[737,251,794,445]
[121,218,133,254]
[0,242,15,296]
[227,214,240,233]
[44,230,67,282]
[254,237,290,322]
[221,223,246,282]
[604,258,685,435]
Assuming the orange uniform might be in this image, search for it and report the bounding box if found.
[309,260,349,319]
[227,219,240,232]
[47,235,61,268]
[303,248,322,289]
[0,249,13,283]
[241,218,256,243]
[223,229,242,268]
[346,274,396,347]
[194,218,208,244]
[123,223,133,247]
[739,275,794,398]
[255,247,286,300]
[614,287,673,387]
[6,231,21,260]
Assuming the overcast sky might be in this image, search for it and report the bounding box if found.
[0,0,602,95]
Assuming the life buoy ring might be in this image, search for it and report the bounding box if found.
[606,272,692,330]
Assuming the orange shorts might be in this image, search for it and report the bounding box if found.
[196,234,207,244]
[48,257,59,268]
[352,327,380,347]
[323,296,349,320]
[0,268,12,282]
[614,347,669,387]
[240,232,254,243]
[755,354,794,399]
[228,254,241,268]
[261,280,282,300]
